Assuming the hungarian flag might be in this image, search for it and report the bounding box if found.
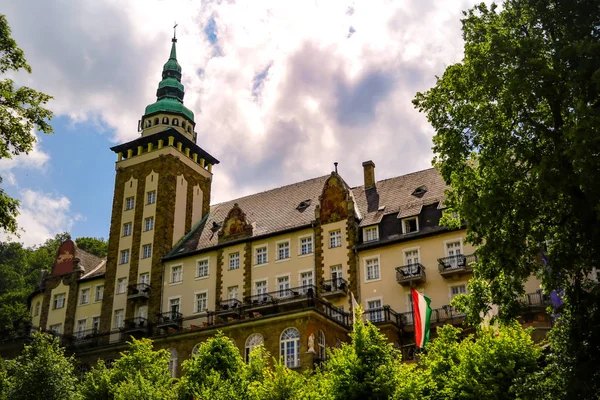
[411,288,432,348]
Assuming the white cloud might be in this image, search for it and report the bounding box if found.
[0,132,50,177]
[2,0,482,207]
[0,189,82,247]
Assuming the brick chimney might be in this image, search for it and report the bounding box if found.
[362,160,376,189]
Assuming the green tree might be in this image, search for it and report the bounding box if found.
[413,0,600,396]
[5,331,79,400]
[75,237,108,258]
[0,14,53,234]
[80,337,176,400]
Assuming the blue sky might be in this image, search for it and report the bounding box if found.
[0,0,477,246]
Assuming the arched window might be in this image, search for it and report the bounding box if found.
[145,119,151,127]
[280,328,300,368]
[154,118,159,125]
[245,333,264,362]
[162,117,169,124]
[318,330,326,360]
[182,122,186,129]
[192,343,201,357]
[168,348,178,377]
[173,118,179,126]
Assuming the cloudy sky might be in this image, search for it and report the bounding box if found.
[0,0,475,247]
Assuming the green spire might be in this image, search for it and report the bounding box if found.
[143,34,194,123]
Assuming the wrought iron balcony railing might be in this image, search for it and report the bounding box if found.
[437,254,477,277]
[127,283,151,299]
[121,317,148,332]
[321,278,348,297]
[363,305,402,325]
[156,311,182,329]
[395,263,426,286]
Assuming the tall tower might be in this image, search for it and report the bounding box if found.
[99,34,219,337]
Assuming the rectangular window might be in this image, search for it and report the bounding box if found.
[255,280,268,295]
[169,297,180,314]
[367,299,383,322]
[125,197,134,210]
[139,273,150,285]
[405,249,420,265]
[196,259,209,278]
[92,316,100,333]
[49,323,62,334]
[277,241,290,260]
[331,265,343,280]
[116,278,127,294]
[53,293,65,309]
[171,265,183,283]
[76,319,87,338]
[300,271,313,287]
[227,286,239,300]
[114,309,124,329]
[329,230,342,248]
[365,258,380,281]
[363,226,379,242]
[142,244,152,259]
[34,302,40,316]
[146,190,156,205]
[402,217,419,233]
[255,246,268,265]
[123,222,132,237]
[95,285,104,302]
[120,249,130,265]
[195,292,208,313]
[277,276,290,298]
[144,216,154,231]
[450,284,467,299]
[229,253,240,270]
[445,241,463,269]
[79,288,90,305]
[300,236,313,255]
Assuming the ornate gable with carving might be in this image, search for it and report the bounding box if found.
[318,173,350,224]
[218,203,253,243]
[51,240,76,276]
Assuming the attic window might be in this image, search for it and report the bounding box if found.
[377,205,386,212]
[211,221,221,233]
[296,199,312,212]
[412,186,428,197]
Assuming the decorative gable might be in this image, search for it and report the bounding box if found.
[318,173,351,224]
[51,240,76,276]
[218,203,253,243]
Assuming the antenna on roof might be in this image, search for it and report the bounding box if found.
[334,162,338,174]
[173,22,178,43]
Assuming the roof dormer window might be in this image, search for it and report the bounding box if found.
[296,199,311,212]
[402,217,419,234]
[363,226,379,242]
[411,186,428,197]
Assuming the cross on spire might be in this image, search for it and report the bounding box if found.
[173,22,178,42]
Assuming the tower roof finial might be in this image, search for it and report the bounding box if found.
[173,22,178,43]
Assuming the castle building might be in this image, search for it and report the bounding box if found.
[21,35,551,375]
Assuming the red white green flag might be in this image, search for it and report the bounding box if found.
[411,288,432,348]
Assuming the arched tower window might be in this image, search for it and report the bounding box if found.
[162,117,169,124]
[146,119,151,128]
[280,328,300,368]
[182,122,186,129]
[245,333,264,362]
[173,118,179,126]
[168,348,178,377]
[187,126,192,133]
[318,330,326,360]
[154,118,159,125]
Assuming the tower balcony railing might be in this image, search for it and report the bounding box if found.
[217,298,243,311]
[121,317,149,334]
[363,305,402,326]
[156,311,183,330]
[437,254,478,278]
[127,283,151,300]
[395,263,426,286]
[321,278,348,298]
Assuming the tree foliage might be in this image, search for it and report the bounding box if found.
[75,237,108,258]
[0,14,53,234]
[413,0,600,396]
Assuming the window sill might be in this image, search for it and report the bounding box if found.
[275,258,291,263]
[169,281,183,286]
[195,276,209,281]
[254,263,269,267]
[364,277,382,283]
[78,303,90,307]
[228,267,241,271]
[297,253,314,259]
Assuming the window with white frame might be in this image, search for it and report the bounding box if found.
[53,293,65,309]
[144,216,154,231]
[196,259,209,278]
[450,284,467,300]
[280,328,300,368]
[195,292,208,313]
[255,280,267,295]
[92,316,100,333]
[277,276,290,298]
[405,249,420,265]
[300,271,313,288]
[329,230,342,248]
[331,265,343,280]
[318,330,326,360]
[34,301,40,316]
[445,241,463,269]
[142,243,152,259]
[49,323,62,334]
[168,348,178,378]
[365,257,380,281]
[255,246,268,265]
[229,252,240,270]
[147,190,156,205]
[116,278,127,294]
[79,288,90,305]
[245,333,264,362]
[95,285,104,302]
[125,196,134,210]
[363,226,379,242]
[76,319,87,338]
[227,286,239,300]
[169,298,180,314]
[114,309,124,329]
[300,236,313,255]
[120,249,130,265]
[367,299,383,322]
[402,217,419,233]
[171,265,183,283]
[277,241,290,260]
[139,273,150,285]
[123,222,132,237]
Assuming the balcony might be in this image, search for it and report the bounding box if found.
[400,304,464,328]
[72,328,100,347]
[438,254,477,278]
[395,263,426,287]
[520,291,551,310]
[127,283,151,300]
[121,317,149,335]
[321,278,348,299]
[244,285,316,310]
[363,305,402,326]
[156,311,182,330]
